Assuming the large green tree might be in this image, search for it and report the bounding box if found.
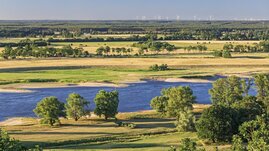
[231,96,263,123]
[209,76,248,106]
[65,93,90,121]
[162,86,196,117]
[151,86,196,131]
[254,74,269,113]
[232,115,269,151]
[150,96,168,116]
[196,105,238,142]
[94,90,119,120]
[33,96,65,126]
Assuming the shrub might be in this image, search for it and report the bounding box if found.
[222,50,232,58]
[149,64,169,71]
[213,50,223,57]
[0,129,42,151]
[115,121,137,129]
[149,64,159,71]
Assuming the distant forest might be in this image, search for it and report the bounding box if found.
[0,20,269,40]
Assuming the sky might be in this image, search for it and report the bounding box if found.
[0,0,268,20]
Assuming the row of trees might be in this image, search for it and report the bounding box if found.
[2,21,269,40]
[223,41,269,53]
[163,30,269,41]
[34,90,119,126]
[0,39,47,47]
[149,64,169,71]
[181,45,208,53]
[96,46,134,56]
[0,45,90,59]
[48,35,156,43]
[151,75,269,150]
[132,40,176,55]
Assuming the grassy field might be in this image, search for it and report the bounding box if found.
[50,40,260,53]
[0,40,264,150]
[0,55,269,87]
[0,105,230,151]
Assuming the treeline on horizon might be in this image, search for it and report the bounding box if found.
[1,21,269,40]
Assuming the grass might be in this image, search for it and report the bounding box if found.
[49,40,260,53]
[169,40,259,51]
[0,106,231,151]
[1,111,175,147]
[1,55,269,87]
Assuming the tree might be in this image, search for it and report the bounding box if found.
[0,129,42,151]
[196,105,238,142]
[162,86,196,117]
[233,115,269,150]
[33,96,65,126]
[96,46,105,56]
[178,138,197,151]
[223,43,234,51]
[151,86,196,131]
[176,138,205,151]
[231,135,246,151]
[65,93,90,121]
[94,90,119,120]
[175,109,196,132]
[254,74,269,113]
[150,96,168,116]
[209,76,244,107]
[231,96,263,123]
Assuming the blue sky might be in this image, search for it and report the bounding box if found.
[0,0,268,20]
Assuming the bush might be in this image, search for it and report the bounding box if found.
[212,50,232,58]
[169,138,205,151]
[115,121,137,129]
[149,64,169,71]
[149,64,159,71]
[213,50,223,57]
[222,50,232,58]
[0,129,42,151]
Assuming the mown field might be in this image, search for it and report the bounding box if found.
[0,105,230,151]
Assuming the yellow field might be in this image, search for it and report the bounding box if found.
[50,40,260,53]
[0,57,269,69]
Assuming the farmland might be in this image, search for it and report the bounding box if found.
[1,20,269,151]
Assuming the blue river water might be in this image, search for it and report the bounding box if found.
[0,80,256,121]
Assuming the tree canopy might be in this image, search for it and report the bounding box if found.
[94,90,119,120]
[33,96,65,126]
[65,93,90,121]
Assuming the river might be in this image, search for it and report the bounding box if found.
[0,80,256,121]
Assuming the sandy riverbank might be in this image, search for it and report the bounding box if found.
[0,77,209,93]
[0,82,128,93]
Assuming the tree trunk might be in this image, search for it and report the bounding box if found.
[49,119,53,126]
